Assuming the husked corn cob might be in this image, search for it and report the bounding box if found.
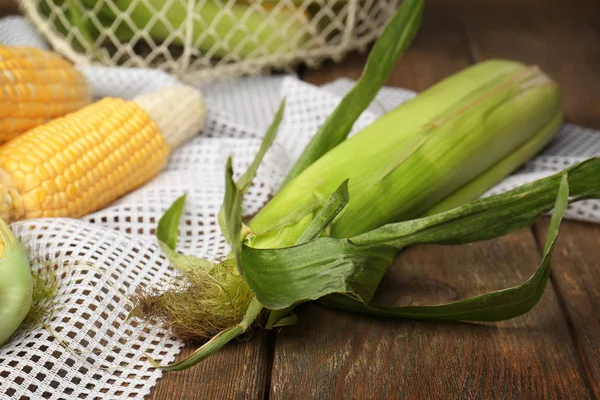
[0,46,91,143]
[0,85,205,222]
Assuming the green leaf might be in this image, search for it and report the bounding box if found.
[280,0,424,187]
[237,99,286,194]
[320,175,570,322]
[158,241,212,275]
[241,238,396,310]
[244,159,600,319]
[266,306,296,329]
[270,314,298,328]
[156,194,187,251]
[248,193,323,238]
[295,180,349,244]
[351,157,600,249]
[222,157,244,273]
[149,297,263,371]
[263,180,350,326]
[218,100,285,239]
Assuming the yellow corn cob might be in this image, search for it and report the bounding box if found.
[0,46,91,143]
[0,85,205,222]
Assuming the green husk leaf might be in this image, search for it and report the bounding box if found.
[222,157,244,272]
[149,297,263,371]
[0,217,33,345]
[423,113,562,215]
[264,179,349,326]
[241,238,396,310]
[158,242,212,275]
[280,0,424,187]
[248,193,322,239]
[238,99,286,194]
[157,194,187,251]
[266,305,296,329]
[320,174,570,321]
[270,314,298,328]
[244,159,600,317]
[218,100,285,241]
[351,157,600,249]
[295,180,349,244]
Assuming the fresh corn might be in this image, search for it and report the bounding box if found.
[0,46,91,143]
[0,216,32,345]
[0,85,205,223]
[130,0,571,370]
[247,60,562,249]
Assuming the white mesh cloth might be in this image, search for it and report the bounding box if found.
[2,16,600,399]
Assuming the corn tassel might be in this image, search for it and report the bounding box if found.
[0,46,91,143]
[0,85,205,222]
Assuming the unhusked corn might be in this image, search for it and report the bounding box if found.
[247,60,562,249]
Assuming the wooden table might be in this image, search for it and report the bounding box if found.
[149,0,600,398]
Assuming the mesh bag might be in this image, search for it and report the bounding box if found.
[19,0,401,81]
[2,16,600,399]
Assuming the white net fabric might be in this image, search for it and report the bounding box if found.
[19,0,402,82]
[2,16,600,399]
[1,220,182,399]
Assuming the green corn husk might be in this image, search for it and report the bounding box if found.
[247,60,562,249]
[132,0,596,372]
[0,218,32,346]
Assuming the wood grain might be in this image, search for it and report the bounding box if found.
[448,0,600,129]
[535,220,600,398]
[457,0,600,397]
[272,2,594,399]
[148,330,268,400]
[271,232,590,399]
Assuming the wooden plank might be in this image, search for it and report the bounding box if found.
[271,3,592,399]
[460,0,600,397]
[535,220,600,399]
[271,232,590,399]
[446,0,600,129]
[148,330,268,400]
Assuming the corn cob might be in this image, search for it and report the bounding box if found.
[247,60,562,249]
[0,216,32,345]
[0,46,91,143]
[0,85,205,223]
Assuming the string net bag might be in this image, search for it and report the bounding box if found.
[2,16,600,400]
[18,0,402,82]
